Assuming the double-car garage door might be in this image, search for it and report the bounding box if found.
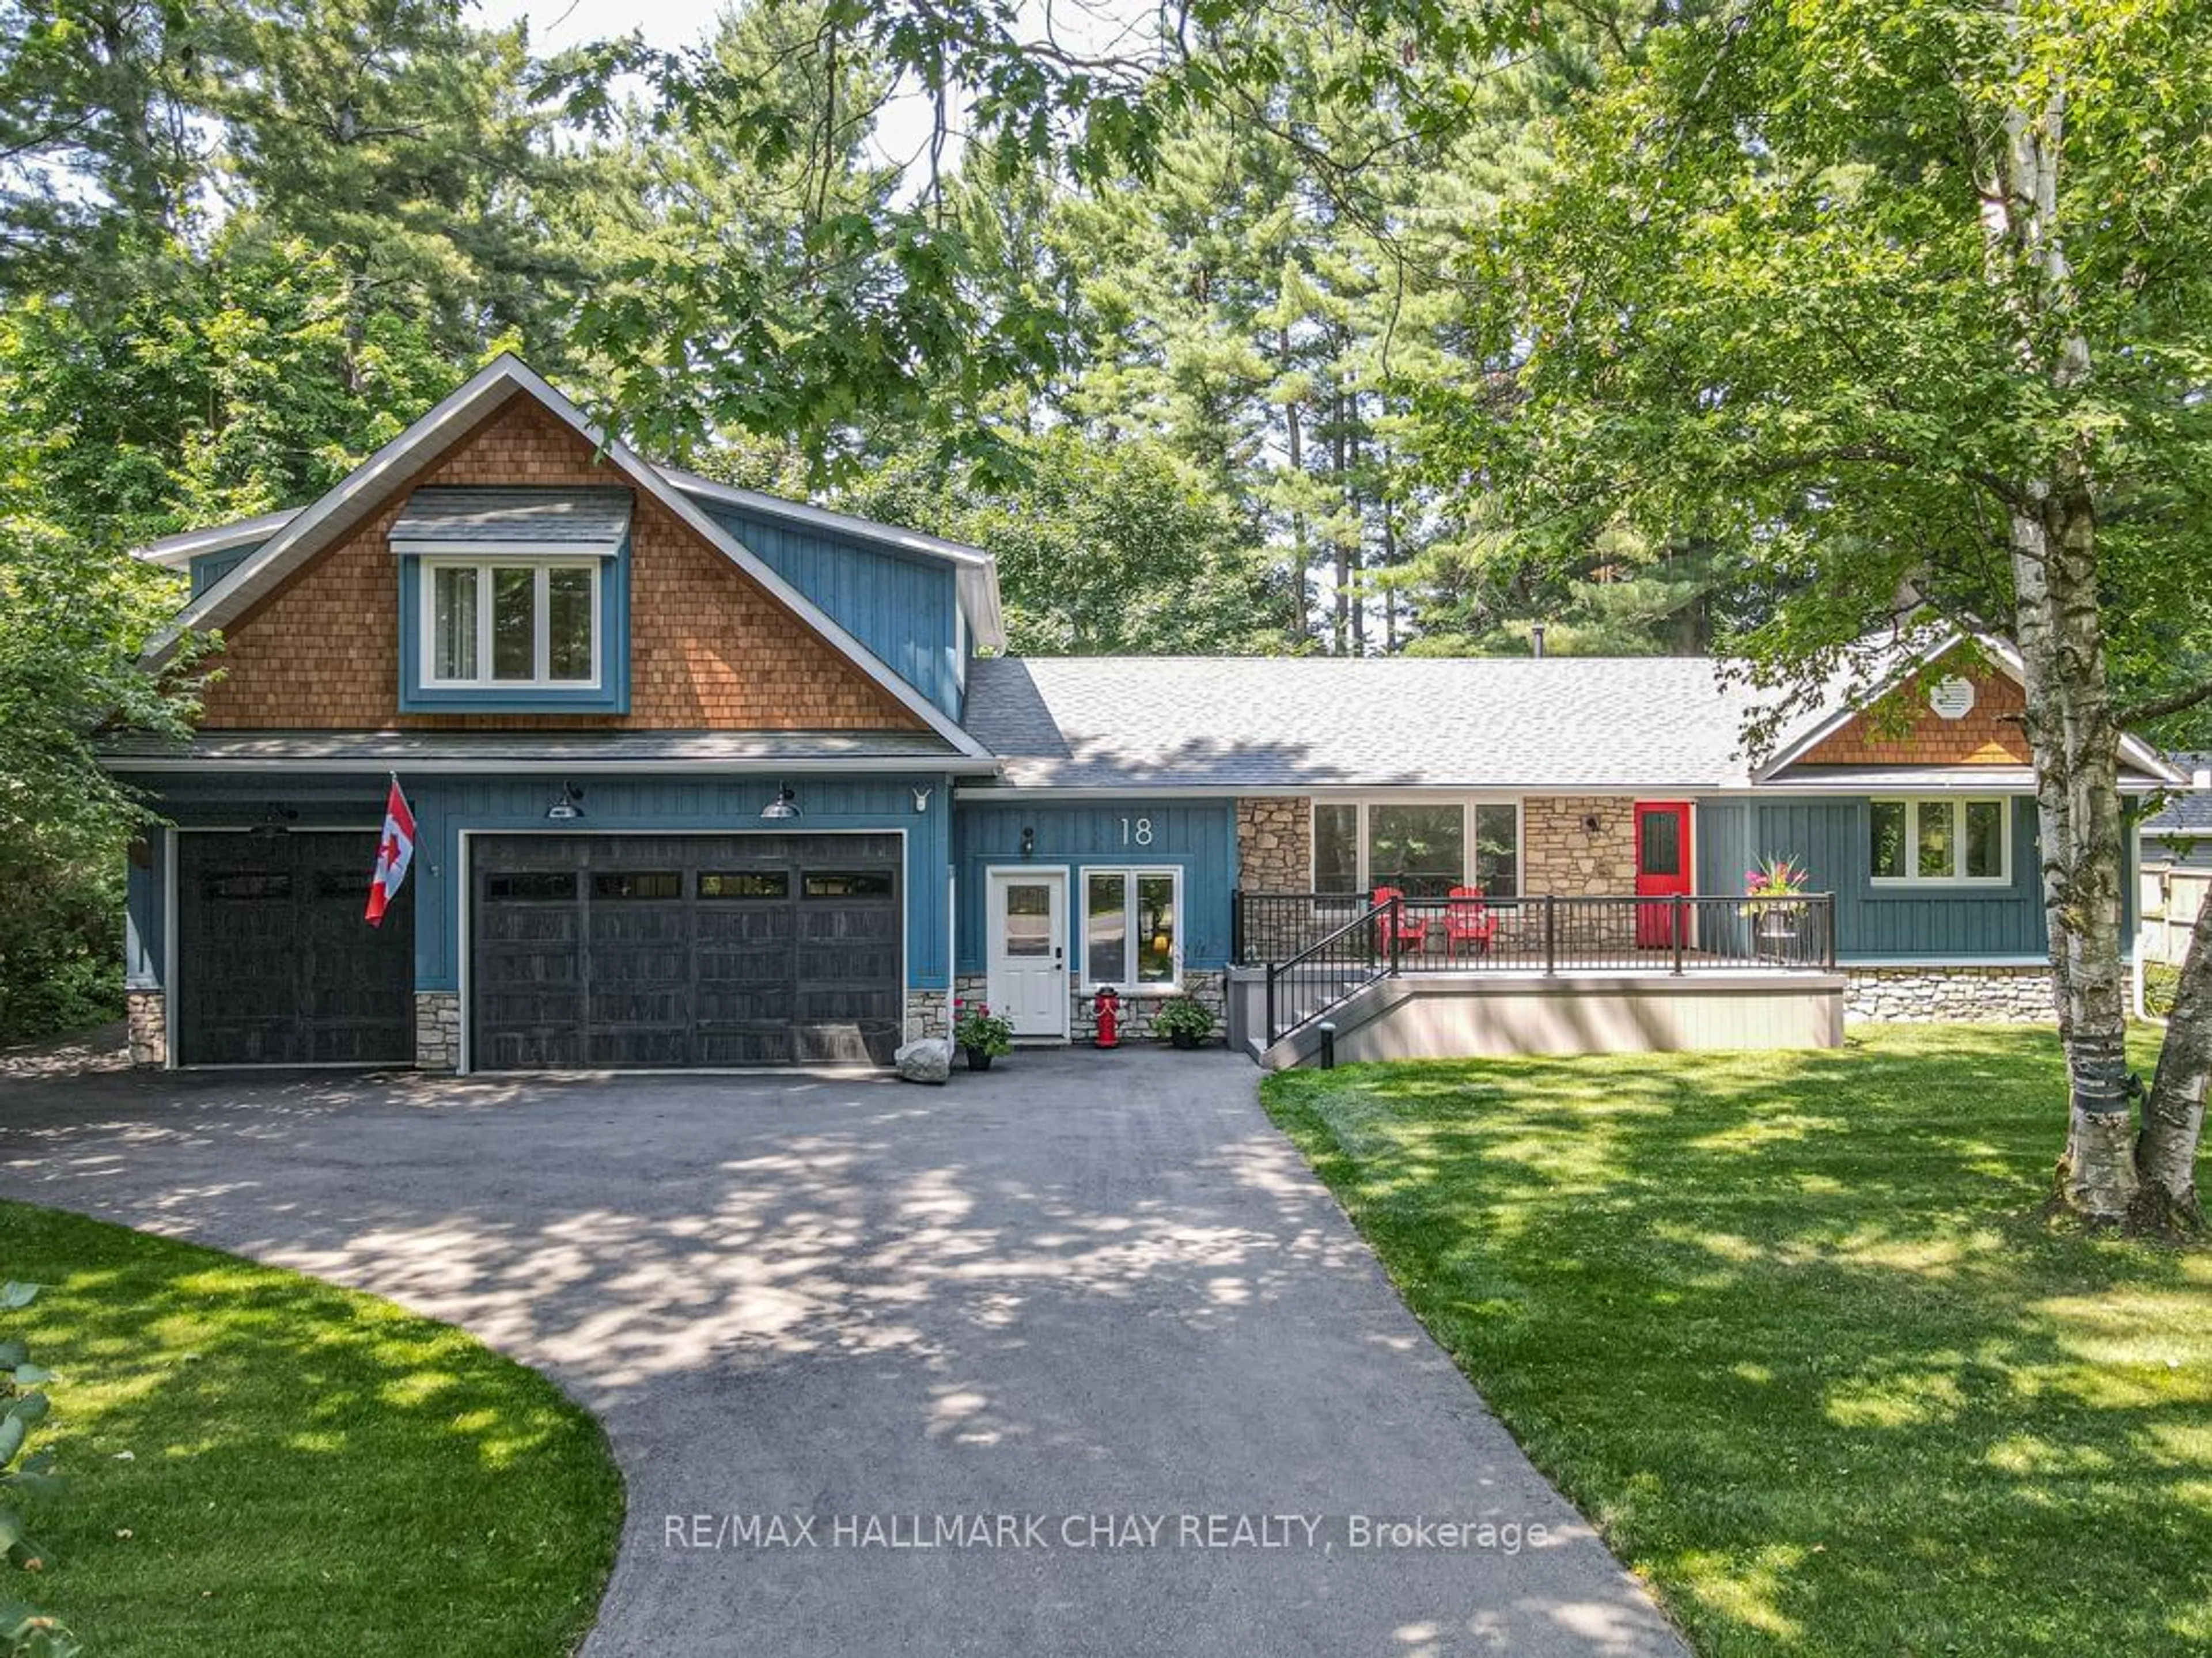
[471,833,903,1069]
[172,828,904,1069]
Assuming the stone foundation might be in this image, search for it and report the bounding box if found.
[1522,796,1639,898]
[1236,796,1311,893]
[905,988,950,1042]
[953,971,1232,1045]
[1071,970,1229,1045]
[414,991,461,1072]
[126,989,166,1067]
[1843,965,2052,1023]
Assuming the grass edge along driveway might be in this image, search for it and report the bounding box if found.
[1261,1025,2211,1658]
[1,1200,623,1658]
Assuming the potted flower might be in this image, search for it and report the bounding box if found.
[952,1001,1014,1071]
[1743,854,1810,948]
[1153,996,1217,1050]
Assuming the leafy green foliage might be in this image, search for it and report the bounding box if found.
[1151,996,1217,1041]
[0,1280,75,1658]
[1428,0,2212,715]
[848,430,1296,655]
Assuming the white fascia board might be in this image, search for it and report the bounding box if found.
[149,352,995,761]
[1754,628,1969,780]
[480,365,995,761]
[104,752,1004,776]
[392,539,621,557]
[662,464,1008,652]
[1756,627,2184,787]
[132,509,304,567]
[154,359,532,651]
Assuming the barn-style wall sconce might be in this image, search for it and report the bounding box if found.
[760,783,801,822]
[1020,825,1036,857]
[546,783,585,822]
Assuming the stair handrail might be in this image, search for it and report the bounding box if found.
[1264,895,1396,1044]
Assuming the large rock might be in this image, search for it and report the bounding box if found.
[894,1038,952,1084]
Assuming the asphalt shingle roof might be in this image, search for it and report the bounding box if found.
[963,655,1774,791]
[2143,753,2212,837]
[390,487,632,545]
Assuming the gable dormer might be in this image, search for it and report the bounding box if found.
[393,487,633,714]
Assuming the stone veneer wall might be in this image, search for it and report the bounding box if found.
[1521,797,1640,897]
[1070,972,1229,1045]
[1844,965,2051,1023]
[1236,797,1311,893]
[415,991,461,1072]
[126,989,166,1067]
[906,989,950,1042]
[954,970,1231,1045]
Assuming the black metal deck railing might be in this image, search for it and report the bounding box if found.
[1244,890,1838,1045]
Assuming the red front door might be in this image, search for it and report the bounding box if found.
[1634,801,1692,948]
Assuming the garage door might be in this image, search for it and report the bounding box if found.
[175,830,415,1066]
[471,833,903,1069]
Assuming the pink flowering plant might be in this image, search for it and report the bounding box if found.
[1744,854,1810,899]
[1742,854,1810,927]
[952,1000,1014,1056]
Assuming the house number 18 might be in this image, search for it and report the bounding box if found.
[1120,817,1154,847]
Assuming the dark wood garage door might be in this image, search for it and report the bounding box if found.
[175,830,415,1066]
[471,833,903,1069]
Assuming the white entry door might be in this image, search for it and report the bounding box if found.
[987,870,1068,1038]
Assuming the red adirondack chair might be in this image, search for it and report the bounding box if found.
[1371,886,1428,957]
[1444,885,1498,959]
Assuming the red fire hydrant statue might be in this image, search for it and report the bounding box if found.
[1092,985,1121,1049]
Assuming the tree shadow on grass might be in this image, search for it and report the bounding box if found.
[0,1201,623,1658]
[1264,1025,2212,1658]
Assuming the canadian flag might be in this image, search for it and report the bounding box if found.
[366,778,416,927]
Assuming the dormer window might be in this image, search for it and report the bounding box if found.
[427,561,599,687]
[393,487,631,713]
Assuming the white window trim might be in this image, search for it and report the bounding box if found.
[421,556,603,691]
[1308,797,1525,898]
[1869,796,2013,887]
[1078,864,1184,993]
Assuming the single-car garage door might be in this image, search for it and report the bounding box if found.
[175,830,415,1065]
[470,833,903,1069]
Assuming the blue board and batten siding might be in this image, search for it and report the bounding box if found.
[698,503,964,719]
[187,544,265,595]
[953,800,1238,976]
[125,773,958,996]
[1694,794,2132,960]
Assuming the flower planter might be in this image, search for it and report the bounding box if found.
[963,1048,994,1071]
[1169,1031,1200,1051]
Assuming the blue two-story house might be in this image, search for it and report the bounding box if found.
[104,356,2179,1072]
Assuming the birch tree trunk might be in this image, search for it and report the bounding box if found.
[1988,82,2143,1219]
[2139,896,2212,1232]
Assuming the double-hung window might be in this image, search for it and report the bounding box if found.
[1084,868,1180,988]
[1869,798,2010,885]
[426,560,600,689]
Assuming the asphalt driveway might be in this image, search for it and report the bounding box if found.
[0,1044,1685,1657]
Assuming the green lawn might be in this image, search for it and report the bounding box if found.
[1262,1025,2212,1657]
[1,1202,623,1658]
